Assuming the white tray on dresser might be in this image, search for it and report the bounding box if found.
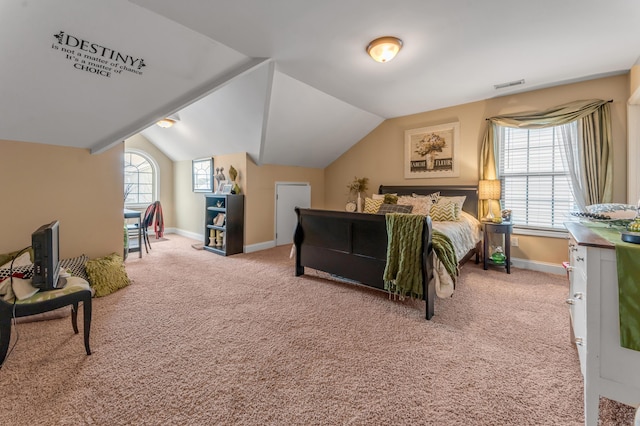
[565,222,640,425]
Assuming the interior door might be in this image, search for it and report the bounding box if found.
[275,183,311,246]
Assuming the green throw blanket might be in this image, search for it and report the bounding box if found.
[587,225,640,352]
[383,213,425,299]
[432,230,458,285]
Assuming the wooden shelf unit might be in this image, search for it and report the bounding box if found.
[204,194,244,256]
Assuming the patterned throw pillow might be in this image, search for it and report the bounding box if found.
[430,201,460,221]
[364,197,384,213]
[437,196,466,215]
[61,255,89,281]
[398,192,439,216]
[0,265,33,282]
[376,204,413,214]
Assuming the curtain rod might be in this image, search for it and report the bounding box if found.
[484,99,613,121]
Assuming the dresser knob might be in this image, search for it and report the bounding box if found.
[574,337,584,346]
[576,256,584,262]
[566,298,575,305]
[566,266,574,272]
[573,292,584,300]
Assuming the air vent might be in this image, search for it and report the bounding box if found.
[494,79,525,90]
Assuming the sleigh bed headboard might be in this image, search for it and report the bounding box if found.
[378,185,479,218]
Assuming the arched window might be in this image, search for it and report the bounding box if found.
[124,150,158,207]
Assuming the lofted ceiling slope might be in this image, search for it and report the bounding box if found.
[2,1,640,169]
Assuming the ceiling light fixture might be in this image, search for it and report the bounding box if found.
[156,118,176,128]
[366,36,403,63]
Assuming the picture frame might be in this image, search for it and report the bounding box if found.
[404,122,460,179]
[216,179,227,194]
[221,183,233,194]
[192,157,214,192]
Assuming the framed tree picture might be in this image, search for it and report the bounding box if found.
[192,157,214,192]
[404,122,460,178]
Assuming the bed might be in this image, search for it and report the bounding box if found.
[293,185,481,320]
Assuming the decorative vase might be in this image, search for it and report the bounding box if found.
[427,152,436,170]
[357,192,363,212]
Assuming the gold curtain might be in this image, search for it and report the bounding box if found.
[479,99,612,217]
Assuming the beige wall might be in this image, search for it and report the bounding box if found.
[0,140,123,259]
[246,158,324,246]
[124,134,175,228]
[325,74,629,265]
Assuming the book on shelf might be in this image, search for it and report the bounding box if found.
[213,213,226,226]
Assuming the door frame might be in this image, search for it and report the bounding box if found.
[274,181,311,246]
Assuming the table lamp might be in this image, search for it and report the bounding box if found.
[479,179,501,221]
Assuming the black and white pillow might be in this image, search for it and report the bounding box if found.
[60,255,89,281]
[0,265,33,282]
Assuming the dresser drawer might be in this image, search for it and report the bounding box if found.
[569,238,587,279]
[567,237,587,375]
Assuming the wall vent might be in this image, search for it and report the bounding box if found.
[494,79,525,90]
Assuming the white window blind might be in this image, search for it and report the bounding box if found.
[498,124,576,231]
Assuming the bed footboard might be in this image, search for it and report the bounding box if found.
[294,208,434,319]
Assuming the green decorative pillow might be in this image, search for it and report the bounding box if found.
[85,253,130,297]
[430,201,460,221]
[364,197,384,213]
[383,194,398,204]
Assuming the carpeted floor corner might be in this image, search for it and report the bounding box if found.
[0,234,635,425]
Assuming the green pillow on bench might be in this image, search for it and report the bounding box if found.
[85,253,130,297]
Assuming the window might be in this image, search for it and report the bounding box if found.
[498,123,576,232]
[124,150,157,206]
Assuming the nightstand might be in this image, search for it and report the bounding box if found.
[483,221,513,273]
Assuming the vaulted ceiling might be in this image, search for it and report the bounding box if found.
[2,1,640,168]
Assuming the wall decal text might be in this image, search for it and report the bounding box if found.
[52,31,146,79]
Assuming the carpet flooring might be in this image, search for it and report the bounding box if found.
[0,234,635,425]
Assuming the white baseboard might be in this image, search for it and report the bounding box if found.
[172,228,203,242]
[245,240,276,253]
[511,257,566,276]
[165,231,565,275]
[170,229,276,254]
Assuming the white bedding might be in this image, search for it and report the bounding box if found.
[430,211,482,298]
[432,211,482,261]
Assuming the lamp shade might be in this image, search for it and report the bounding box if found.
[478,179,501,200]
[366,36,403,63]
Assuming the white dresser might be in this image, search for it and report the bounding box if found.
[565,223,640,425]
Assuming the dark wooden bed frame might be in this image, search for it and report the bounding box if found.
[294,185,479,320]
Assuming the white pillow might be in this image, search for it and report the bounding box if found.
[398,196,433,216]
[0,251,32,269]
[372,193,397,200]
[9,277,39,300]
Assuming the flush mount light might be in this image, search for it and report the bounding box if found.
[366,36,403,63]
[156,118,176,128]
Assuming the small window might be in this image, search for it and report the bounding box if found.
[124,150,157,206]
[498,123,576,231]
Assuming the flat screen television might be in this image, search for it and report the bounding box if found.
[32,220,61,290]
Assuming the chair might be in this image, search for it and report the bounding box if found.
[126,203,156,255]
[0,278,92,368]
